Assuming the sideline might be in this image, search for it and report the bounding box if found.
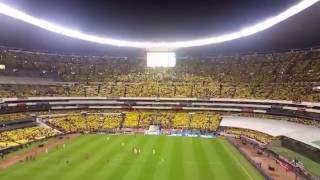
[0,134,79,170]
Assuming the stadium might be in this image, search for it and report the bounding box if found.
[0,0,320,180]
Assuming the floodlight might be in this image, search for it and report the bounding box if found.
[147,52,176,67]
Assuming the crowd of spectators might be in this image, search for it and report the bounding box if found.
[0,126,57,150]
[224,127,274,144]
[0,47,320,101]
[1,47,319,151]
[0,113,32,122]
[123,111,221,131]
[46,111,221,133]
[48,113,122,133]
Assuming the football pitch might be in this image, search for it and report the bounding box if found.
[0,135,263,180]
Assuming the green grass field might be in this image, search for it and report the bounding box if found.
[0,135,263,180]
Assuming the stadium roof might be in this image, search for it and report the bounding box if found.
[0,0,319,54]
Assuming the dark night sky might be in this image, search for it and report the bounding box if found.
[0,0,319,56]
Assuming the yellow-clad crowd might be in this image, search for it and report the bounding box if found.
[49,113,122,133]
[224,127,274,144]
[0,127,57,150]
[123,111,221,131]
[0,113,32,122]
[0,47,320,101]
[47,111,222,133]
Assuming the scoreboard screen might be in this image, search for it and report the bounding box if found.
[147,52,176,67]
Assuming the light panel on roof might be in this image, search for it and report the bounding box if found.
[0,0,319,49]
